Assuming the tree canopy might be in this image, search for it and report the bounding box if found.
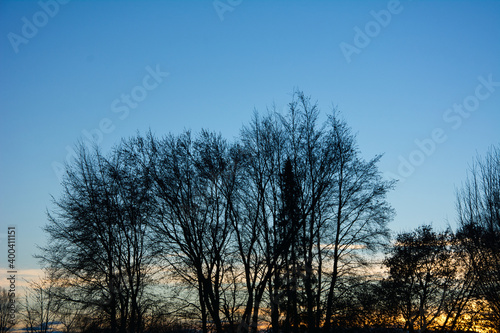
[35,92,500,333]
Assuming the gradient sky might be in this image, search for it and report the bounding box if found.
[1,0,499,273]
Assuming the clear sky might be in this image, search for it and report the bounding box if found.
[1,0,499,274]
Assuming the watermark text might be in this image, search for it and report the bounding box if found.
[7,0,70,54]
[6,226,17,325]
[51,64,169,182]
[388,74,499,181]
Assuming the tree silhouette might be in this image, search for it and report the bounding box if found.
[147,130,241,333]
[273,158,303,333]
[456,145,500,330]
[0,288,16,333]
[237,92,394,332]
[383,225,457,332]
[323,114,394,331]
[39,141,158,333]
[39,91,399,332]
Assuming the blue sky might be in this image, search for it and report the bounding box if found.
[1,0,499,272]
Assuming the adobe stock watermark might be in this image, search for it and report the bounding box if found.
[7,0,70,54]
[213,0,242,21]
[51,64,169,182]
[388,74,499,181]
[339,0,404,64]
[6,226,17,326]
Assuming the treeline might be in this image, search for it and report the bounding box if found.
[4,92,498,333]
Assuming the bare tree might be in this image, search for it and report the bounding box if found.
[40,144,118,331]
[237,92,394,333]
[0,287,16,333]
[456,145,500,331]
[39,140,158,333]
[321,114,394,331]
[38,91,396,332]
[22,275,58,333]
[148,130,242,333]
[435,233,477,332]
[236,110,296,333]
[111,137,160,333]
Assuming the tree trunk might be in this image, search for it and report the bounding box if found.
[324,215,341,332]
[270,274,280,333]
[198,279,208,333]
